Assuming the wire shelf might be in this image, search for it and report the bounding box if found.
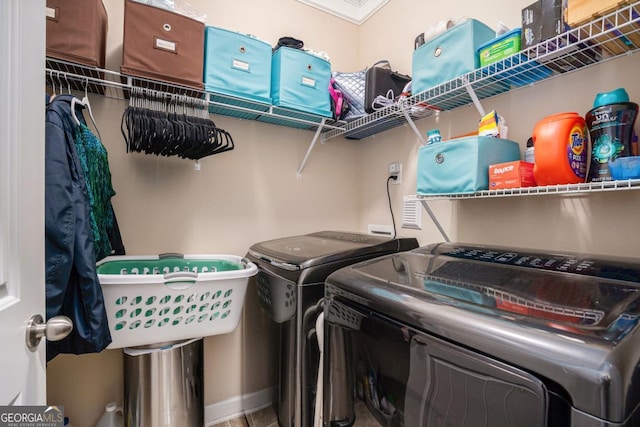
[416,179,640,200]
[324,0,640,141]
[45,58,346,133]
[45,1,640,141]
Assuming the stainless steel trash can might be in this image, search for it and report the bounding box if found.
[123,337,203,427]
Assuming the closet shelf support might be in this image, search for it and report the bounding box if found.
[296,118,327,180]
[462,76,486,118]
[399,104,426,145]
[420,199,450,242]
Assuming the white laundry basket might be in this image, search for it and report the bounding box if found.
[97,253,257,349]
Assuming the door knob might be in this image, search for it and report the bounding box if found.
[26,314,73,352]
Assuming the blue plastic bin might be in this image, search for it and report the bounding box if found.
[270,47,332,118]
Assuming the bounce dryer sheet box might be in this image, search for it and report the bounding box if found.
[489,161,536,189]
[412,19,495,95]
[417,136,521,194]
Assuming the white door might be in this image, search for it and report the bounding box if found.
[0,0,47,405]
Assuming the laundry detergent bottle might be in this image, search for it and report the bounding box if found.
[95,402,123,427]
[532,112,590,185]
[586,88,638,181]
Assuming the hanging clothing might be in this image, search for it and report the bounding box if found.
[73,122,121,261]
[44,94,117,361]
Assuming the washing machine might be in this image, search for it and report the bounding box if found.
[246,231,419,427]
[324,242,640,427]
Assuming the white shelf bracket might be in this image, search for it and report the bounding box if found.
[420,199,450,242]
[296,118,327,180]
[462,76,486,118]
[399,104,426,145]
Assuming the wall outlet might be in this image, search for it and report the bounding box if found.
[388,162,402,185]
[389,162,400,175]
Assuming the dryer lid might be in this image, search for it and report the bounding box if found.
[248,231,417,271]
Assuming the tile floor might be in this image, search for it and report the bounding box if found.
[212,405,278,427]
[212,401,382,427]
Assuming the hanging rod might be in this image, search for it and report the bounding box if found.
[45,58,345,133]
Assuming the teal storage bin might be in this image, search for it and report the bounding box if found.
[204,26,272,120]
[417,136,521,194]
[271,47,332,118]
[412,19,496,95]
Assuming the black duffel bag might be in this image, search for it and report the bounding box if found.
[364,60,411,113]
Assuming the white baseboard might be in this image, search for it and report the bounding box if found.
[205,386,276,426]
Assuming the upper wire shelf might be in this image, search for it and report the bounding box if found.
[45,58,346,133]
[45,1,640,142]
[323,0,640,141]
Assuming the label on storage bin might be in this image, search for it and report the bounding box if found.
[301,76,316,88]
[46,6,57,19]
[232,59,250,72]
[154,37,177,53]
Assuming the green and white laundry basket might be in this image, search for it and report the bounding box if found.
[97,253,257,349]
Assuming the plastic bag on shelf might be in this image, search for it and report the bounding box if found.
[130,0,207,22]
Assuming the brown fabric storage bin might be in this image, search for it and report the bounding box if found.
[46,0,107,68]
[121,0,205,90]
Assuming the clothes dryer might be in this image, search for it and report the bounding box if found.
[246,231,418,427]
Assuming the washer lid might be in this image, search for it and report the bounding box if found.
[328,242,640,342]
[248,231,416,270]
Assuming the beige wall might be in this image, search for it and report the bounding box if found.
[46,0,640,426]
[47,1,362,426]
[357,0,640,256]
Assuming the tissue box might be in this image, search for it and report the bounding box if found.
[489,161,537,189]
[270,47,332,117]
[417,136,521,194]
[412,19,495,95]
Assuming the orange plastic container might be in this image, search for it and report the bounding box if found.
[532,112,590,185]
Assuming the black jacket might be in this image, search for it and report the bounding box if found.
[45,94,112,361]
